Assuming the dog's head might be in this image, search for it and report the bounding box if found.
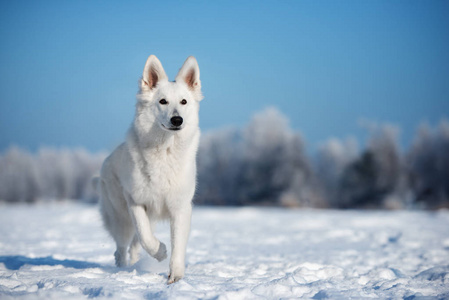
[136,55,203,133]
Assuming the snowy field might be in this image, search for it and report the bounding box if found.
[0,203,448,299]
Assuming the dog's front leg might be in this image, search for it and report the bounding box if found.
[168,204,192,284]
[128,204,167,262]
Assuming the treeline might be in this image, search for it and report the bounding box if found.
[196,108,449,209]
[1,108,448,209]
[0,147,106,203]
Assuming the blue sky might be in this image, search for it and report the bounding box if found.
[1,1,448,152]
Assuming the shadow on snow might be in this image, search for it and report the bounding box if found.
[0,255,102,270]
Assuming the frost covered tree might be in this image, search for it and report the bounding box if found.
[70,149,106,201]
[196,128,242,205]
[36,148,76,200]
[196,108,317,207]
[408,120,449,209]
[315,137,359,208]
[0,147,106,203]
[338,124,406,209]
[0,147,40,203]
[238,108,315,206]
[36,148,106,201]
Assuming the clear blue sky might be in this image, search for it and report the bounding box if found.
[1,0,448,152]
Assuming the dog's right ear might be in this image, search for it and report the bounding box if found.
[140,55,168,91]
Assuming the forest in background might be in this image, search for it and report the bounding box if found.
[1,108,448,209]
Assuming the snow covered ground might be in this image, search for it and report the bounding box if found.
[0,203,448,299]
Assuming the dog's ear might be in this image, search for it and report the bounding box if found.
[175,56,202,100]
[141,55,168,91]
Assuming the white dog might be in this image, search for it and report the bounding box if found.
[98,55,203,284]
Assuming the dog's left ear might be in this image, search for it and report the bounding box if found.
[176,56,203,101]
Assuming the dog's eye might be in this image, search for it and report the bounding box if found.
[159,99,168,105]
[181,99,187,105]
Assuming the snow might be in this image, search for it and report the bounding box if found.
[0,203,448,299]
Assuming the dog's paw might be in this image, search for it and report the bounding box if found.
[114,250,127,267]
[167,263,184,284]
[167,272,183,284]
[153,242,167,262]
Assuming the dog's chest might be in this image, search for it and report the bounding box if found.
[145,149,180,189]
[131,145,193,207]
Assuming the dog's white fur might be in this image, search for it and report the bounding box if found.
[98,55,203,284]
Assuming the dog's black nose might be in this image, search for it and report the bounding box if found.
[170,116,183,127]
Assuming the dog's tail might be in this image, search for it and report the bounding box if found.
[91,176,101,196]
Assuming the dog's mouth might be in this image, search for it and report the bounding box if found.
[161,124,182,131]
